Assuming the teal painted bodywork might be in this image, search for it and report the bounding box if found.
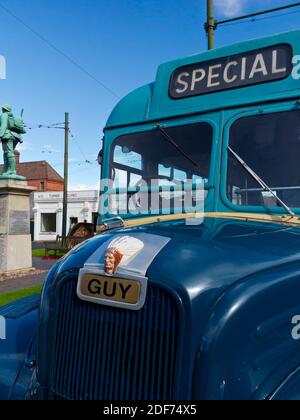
[2,31,300,400]
[106,31,300,129]
[0,295,39,400]
[102,31,300,221]
[11,217,300,400]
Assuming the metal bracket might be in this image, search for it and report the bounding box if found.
[97,216,125,233]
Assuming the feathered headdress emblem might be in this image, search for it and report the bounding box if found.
[104,236,144,275]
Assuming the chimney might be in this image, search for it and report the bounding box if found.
[14,150,20,164]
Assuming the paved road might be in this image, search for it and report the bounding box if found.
[32,241,46,250]
[32,256,57,271]
[0,257,58,294]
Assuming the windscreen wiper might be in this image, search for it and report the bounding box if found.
[228,146,295,217]
[156,124,199,168]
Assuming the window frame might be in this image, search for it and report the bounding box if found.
[40,212,57,234]
[221,101,300,215]
[101,116,218,221]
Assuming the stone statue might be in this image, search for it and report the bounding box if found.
[0,104,26,180]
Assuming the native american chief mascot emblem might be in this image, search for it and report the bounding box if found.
[104,236,144,275]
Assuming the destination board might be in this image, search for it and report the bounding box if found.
[169,44,293,99]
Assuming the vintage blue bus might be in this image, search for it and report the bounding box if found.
[2,30,300,400]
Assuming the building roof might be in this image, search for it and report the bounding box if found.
[0,159,63,182]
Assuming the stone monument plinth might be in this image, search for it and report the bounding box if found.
[0,179,35,275]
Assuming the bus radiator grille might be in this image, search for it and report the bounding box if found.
[50,278,179,400]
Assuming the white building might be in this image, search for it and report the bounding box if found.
[33,190,99,241]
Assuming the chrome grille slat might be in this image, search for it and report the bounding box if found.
[50,277,179,400]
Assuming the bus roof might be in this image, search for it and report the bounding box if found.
[105,30,300,130]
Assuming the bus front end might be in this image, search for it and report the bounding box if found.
[3,30,300,400]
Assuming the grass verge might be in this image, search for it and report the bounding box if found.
[32,248,66,258]
[0,285,42,307]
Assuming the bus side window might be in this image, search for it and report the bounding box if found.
[113,146,142,188]
[227,109,300,209]
[158,164,172,181]
[174,169,187,181]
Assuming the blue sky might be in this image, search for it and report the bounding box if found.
[1,0,300,189]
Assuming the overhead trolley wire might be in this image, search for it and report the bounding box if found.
[0,2,120,99]
[222,9,300,27]
[68,128,97,165]
[27,125,65,130]
[24,121,99,167]
[217,1,300,25]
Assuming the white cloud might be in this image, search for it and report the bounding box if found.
[18,142,33,152]
[42,144,60,154]
[215,0,246,18]
[69,183,99,191]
